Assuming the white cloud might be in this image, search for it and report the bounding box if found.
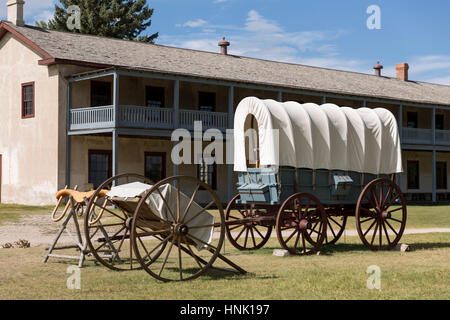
[0,0,55,23]
[245,9,282,33]
[178,18,207,28]
[427,75,450,85]
[166,10,368,73]
[213,0,228,3]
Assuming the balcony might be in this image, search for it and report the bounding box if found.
[402,127,433,144]
[69,105,229,132]
[436,129,450,146]
[402,127,450,146]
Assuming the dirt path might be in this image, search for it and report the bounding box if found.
[1,214,449,247]
[0,214,80,247]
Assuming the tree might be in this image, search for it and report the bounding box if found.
[35,0,158,43]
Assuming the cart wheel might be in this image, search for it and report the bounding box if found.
[131,176,225,282]
[276,193,327,255]
[85,173,165,271]
[225,194,272,250]
[355,178,407,251]
[306,209,347,245]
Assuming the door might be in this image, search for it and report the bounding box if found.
[88,150,112,189]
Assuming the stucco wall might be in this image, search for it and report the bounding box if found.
[0,34,60,204]
[69,136,231,203]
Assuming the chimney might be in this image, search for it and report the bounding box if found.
[218,37,230,55]
[396,63,409,81]
[7,0,25,26]
[373,61,383,77]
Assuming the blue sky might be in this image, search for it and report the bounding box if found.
[2,0,450,84]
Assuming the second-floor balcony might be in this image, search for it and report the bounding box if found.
[402,127,450,146]
[69,105,229,132]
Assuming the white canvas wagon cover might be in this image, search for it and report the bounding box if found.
[234,97,402,174]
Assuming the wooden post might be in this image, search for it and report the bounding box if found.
[228,86,234,202]
[66,82,72,188]
[173,79,180,176]
[432,149,436,203]
[113,71,119,127]
[112,130,118,182]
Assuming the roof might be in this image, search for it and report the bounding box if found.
[234,97,402,174]
[1,21,450,106]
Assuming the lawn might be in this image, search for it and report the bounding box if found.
[0,204,449,300]
[0,233,448,299]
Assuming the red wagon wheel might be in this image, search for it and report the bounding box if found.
[306,209,347,245]
[355,178,407,251]
[131,176,225,282]
[225,194,273,250]
[276,193,327,255]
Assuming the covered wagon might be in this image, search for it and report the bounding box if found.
[226,97,407,254]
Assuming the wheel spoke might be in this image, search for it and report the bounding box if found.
[294,230,301,252]
[363,219,377,237]
[388,217,403,224]
[327,220,337,238]
[177,235,183,280]
[183,200,215,226]
[388,207,403,214]
[285,229,298,243]
[328,216,343,229]
[250,227,257,247]
[156,187,177,223]
[233,226,247,242]
[301,232,307,253]
[142,234,171,263]
[370,221,379,245]
[382,221,391,245]
[252,225,265,239]
[181,183,200,224]
[384,219,399,236]
[243,228,250,248]
[158,236,175,277]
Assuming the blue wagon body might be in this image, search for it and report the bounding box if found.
[237,167,391,206]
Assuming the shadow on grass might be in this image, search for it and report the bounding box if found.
[407,242,450,251]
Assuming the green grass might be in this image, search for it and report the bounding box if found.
[0,204,449,299]
[0,233,449,300]
[0,204,53,226]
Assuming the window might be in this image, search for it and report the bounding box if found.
[407,160,419,190]
[436,114,444,130]
[91,81,112,107]
[146,86,165,108]
[407,112,418,128]
[88,150,112,189]
[437,162,447,190]
[198,91,216,112]
[197,156,217,189]
[22,82,35,118]
[145,152,166,183]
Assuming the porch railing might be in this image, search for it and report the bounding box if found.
[70,105,114,130]
[117,105,173,129]
[436,129,450,146]
[180,109,228,131]
[402,127,433,144]
[69,105,229,131]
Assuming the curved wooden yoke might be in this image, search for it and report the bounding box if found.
[51,186,108,222]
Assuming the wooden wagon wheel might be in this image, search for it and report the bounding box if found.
[276,193,327,255]
[131,176,226,282]
[225,194,272,250]
[355,178,407,251]
[84,173,165,271]
[306,209,347,245]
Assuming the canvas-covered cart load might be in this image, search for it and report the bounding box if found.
[44,174,246,282]
[224,97,407,254]
[233,97,402,205]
